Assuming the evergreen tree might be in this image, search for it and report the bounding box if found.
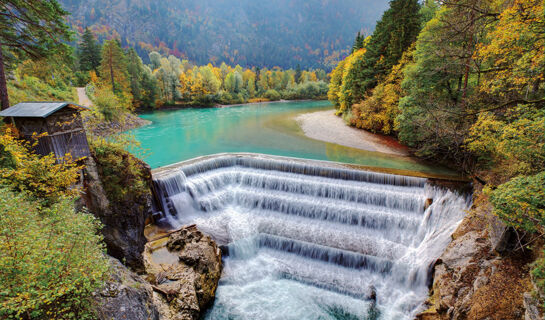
[294,64,302,84]
[78,27,101,73]
[351,32,365,53]
[356,0,421,94]
[0,0,72,109]
[127,48,144,105]
[99,39,130,95]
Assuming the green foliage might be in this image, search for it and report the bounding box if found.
[92,87,124,122]
[355,0,421,93]
[531,251,545,303]
[263,89,281,101]
[351,47,413,134]
[488,172,545,234]
[7,53,78,105]
[0,127,107,319]
[0,0,74,108]
[89,136,149,204]
[99,40,130,99]
[127,48,158,108]
[466,106,545,178]
[0,187,108,319]
[0,1,72,59]
[78,27,102,73]
[7,75,76,106]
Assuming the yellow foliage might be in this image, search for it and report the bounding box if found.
[476,0,544,97]
[0,127,82,204]
[351,46,414,135]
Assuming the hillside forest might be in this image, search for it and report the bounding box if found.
[58,0,389,69]
[328,0,544,305]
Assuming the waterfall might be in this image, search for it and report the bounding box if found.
[151,154,470,320]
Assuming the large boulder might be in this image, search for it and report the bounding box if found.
[144,225,222,320]
[92,256,160,320]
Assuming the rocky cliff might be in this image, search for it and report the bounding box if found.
[81,155,152,271]
[417,191,542,320]
[92,256,160,320]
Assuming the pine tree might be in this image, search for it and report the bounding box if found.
[351,32,365,53]
[78,27,101,73]
[0,0,72,109]
[294,64,302,84]
[127,48,144,104]
[99,39,129,95]
[356,0,421,93]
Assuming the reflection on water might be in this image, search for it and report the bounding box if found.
[130,101,459,178]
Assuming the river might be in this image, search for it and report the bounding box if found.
[130,100,458,179]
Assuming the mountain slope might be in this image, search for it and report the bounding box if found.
[60,0,388,69]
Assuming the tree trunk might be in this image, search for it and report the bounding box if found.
[109,48,115,94]
[0,45,10,110]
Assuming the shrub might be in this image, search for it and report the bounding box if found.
[0,188,108,319]
[7,75,77,106]
[0,127,82,205]
[93,88,124,122]
[488,171,545,234]
[531,251,545,305]
[263,89,281,101]
[248,97,270,103]
[89,136,149,204]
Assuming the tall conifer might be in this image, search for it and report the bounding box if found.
[78,27,101,73]
[355,0,421,94]
[99,39,129,95]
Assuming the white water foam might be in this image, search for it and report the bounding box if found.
[152,155,470,320]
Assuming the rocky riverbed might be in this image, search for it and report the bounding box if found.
[92,225,222,320]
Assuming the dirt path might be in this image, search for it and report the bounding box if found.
[76,87,93,107]
[296,110,409,156]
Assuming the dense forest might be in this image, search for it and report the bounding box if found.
[58,0,389,69]
[328,0,544,305]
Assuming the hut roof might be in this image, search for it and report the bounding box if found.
[0,101,89,118]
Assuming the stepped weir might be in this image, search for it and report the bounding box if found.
[151,153,471,319]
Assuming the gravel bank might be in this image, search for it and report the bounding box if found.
[296,110,408,156]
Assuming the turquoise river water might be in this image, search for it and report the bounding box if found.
[130,100,457,178]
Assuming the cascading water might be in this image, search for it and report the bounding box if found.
[151,154,471,320]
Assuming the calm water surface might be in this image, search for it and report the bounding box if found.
[130,100,457,177]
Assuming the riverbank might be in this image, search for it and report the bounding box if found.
[77,87,151,137]
[296,110,409,157]
[136,98,325,112]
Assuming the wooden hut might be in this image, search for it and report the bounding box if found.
[0,101,91,161]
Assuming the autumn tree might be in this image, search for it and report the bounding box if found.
[149,51,161,70]
[0,0,72,109]
[395,0,496,164]
[99,39,130,96]
[351,46,414,134]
